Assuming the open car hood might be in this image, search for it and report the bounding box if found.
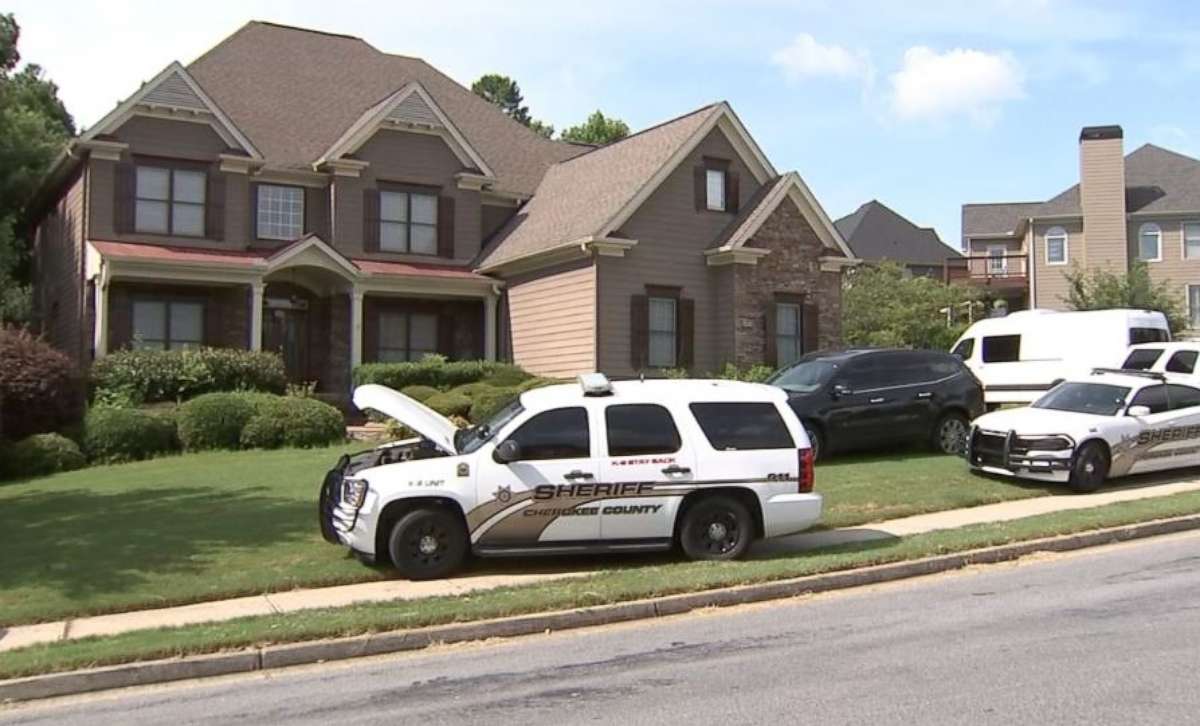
[352,384,457,455]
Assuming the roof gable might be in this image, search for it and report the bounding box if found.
[316,81,494,177]
[712,174,855,259]
[834,200,958,265]
[81,62,261,159]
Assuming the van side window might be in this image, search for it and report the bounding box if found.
[689,403,794,451]
[981,335,1020,363]
[506,407,590,460]
[1130,327,1169,345]
[1123,348,1163,371]
[951,338,974,360]
[605,404,681,456]
[1166,351,1198,374]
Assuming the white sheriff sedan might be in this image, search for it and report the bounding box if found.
[967,368,1200,492]
[320,374,820,579]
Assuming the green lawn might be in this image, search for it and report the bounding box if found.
[5,488,1200,681]
[0,446,1058,627]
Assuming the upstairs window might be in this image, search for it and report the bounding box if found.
[132,299,203,350]
[380,190,437,254]
[1185,223,1200,260]
[1045,226,1068,265]
[135,166,205,236]
[1138,223,1162,262]
[256,185,304,240]
[705,168,726,211]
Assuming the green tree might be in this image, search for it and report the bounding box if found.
[471,73,553,137]
[1064,260,1186,333]
[0,13,74,325]
[560,110,630,145]
[842,262,982,351]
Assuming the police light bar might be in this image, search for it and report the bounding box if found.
[578,372,613,396]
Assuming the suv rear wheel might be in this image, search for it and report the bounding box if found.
[387,507,468,580]
[931,411,970,455]
[679,495,753,561]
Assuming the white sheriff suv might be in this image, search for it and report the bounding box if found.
[319,374,820,579]
[966,368,1200,492]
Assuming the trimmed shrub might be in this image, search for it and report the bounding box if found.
[448,381,497,399]
[242,397,345,449]
[1,433,86,480]
[90,348,286,405]
[176,393,258,451]
[353,358,531,390]
[481,364,531,387]
[516,377,556,393]
[83,406,178,463]
[0,326,85,441]
[468,387,519,424]
[400,385,440,403]
[424,391,472,418]
[713,363,775,383]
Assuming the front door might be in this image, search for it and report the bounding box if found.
[264,298,309,382]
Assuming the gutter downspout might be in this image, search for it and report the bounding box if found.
[1026,218,1036,309]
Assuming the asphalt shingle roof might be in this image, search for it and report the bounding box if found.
[834,200,961,266]
[960,202,1042,242]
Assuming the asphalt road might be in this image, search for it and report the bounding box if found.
[5,531,1200,725]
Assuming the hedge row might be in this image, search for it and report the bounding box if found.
[90,348,287,405]
[175,393,345,451]
[353,358,530,390]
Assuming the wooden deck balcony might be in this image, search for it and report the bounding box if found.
[944,254,1029,289]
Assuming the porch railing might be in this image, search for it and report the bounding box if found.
[944,254,1028,283]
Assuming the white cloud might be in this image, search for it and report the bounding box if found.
[888,46,1025,125]
[771,33,871,82]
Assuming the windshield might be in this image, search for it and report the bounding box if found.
[768,359,839,393]
[454,397,525,455]
[1032,382,1131,416]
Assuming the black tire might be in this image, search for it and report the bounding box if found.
[931,411,970,455]
[803,422,824,461]
[387,507,468,580]
[678,495,754,561]
[1069,442,1109,494]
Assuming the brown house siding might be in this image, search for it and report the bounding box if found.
[33,169,88,363]
[507,258,596,378]
[596,127,762,376]
[734,198,841,365]
[338,130,481,263]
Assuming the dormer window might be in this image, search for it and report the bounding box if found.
[256,184,305,241]
[380,189,438,254]
[706,168,726,211]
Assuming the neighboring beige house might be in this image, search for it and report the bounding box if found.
[962,125,1200,321]
[28,21,855,389]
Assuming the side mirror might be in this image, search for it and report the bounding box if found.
[831,383,851,399]
[493,439,521,464]
[1127,405,1151,417]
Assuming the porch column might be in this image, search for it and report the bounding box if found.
[350,286,364,372]
[249,280,265,351]
[484,292,498,361]
[93,278,109,359]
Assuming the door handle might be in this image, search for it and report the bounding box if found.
[563,470,594,481]
[869,397,885,404]
[662,464,692,475]
[916,392,933,399]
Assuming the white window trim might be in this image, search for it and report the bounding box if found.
[1187,283,1200,331]
[647,296,678,368]
[987,244,1009,275]
[1182,221,1200,261]
[1138,222,1163,263]
[256,184,305,241]
[1044,226,1069,266]
[705,168,726,212]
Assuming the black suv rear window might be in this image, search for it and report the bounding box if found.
[689,403,794,451]
[606,404,681,456]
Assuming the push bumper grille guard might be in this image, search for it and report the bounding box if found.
[318,467,343,544]
[968,428,1073,472]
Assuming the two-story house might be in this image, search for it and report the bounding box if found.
[833,199,961,279]
[28,21,855,391]
[962,125,1200,322]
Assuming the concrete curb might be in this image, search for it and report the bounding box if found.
[4,513,1200,703]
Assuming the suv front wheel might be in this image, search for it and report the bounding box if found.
[679,495,753,561]
[387,507,469,580]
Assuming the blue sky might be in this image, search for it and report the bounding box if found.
[10,1,1200,251]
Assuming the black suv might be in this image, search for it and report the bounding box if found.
[767,349,985,460]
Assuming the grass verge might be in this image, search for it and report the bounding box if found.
[0,446,1053,627]
[4,488,1200,681]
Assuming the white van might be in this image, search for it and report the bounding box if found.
[951,309,1170,406]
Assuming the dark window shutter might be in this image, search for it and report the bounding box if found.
[363,189,380,252]
[437,195,455,258]
[803,302,820,354]
[630,294,649,370]
[206,172,225,241]
[114,162,136,234]
[305,186,330,240]
[693,166,706,211]
[202,299,221,347]
[250,183,260,240]
[765,303,778,367]
[726,171,740,214]
[678,298,695,370]
[437,311,456,359]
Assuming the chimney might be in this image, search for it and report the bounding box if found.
[1078,125,1127,271]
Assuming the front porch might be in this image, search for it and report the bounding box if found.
[85,236,500,393]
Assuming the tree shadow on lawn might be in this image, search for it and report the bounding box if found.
[0,485,323,606]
